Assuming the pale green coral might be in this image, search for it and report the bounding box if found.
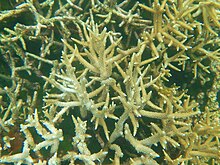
[0,0,219,164]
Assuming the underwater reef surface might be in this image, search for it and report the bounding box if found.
[0,0,219,164]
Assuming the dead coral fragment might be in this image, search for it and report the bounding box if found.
[0,140,33,165]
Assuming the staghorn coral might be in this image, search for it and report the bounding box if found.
[0,0,219,164]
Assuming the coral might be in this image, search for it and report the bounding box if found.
[0,0,219,164]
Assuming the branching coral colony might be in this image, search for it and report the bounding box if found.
[0,0,219,164]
